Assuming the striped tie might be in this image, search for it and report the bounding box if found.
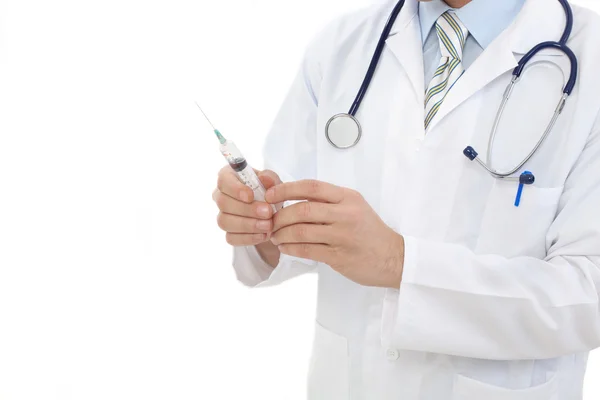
[424,11,469,130]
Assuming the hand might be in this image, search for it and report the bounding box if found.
[213,166,282,267]
[266,180,405,289]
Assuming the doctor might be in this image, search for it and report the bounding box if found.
[213,0,600,398]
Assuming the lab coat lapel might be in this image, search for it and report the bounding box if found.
[424,32,517,133]
[384,0,424,106]
[425,0,566,133]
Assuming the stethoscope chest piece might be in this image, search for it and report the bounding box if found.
[325,113,362,149]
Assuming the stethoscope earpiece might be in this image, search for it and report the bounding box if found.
[463,146,478,161]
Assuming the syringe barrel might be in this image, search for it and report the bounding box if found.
[220,140,277,213]
[220,140,247,171]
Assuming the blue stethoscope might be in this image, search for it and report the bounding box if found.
[325,0,578,188]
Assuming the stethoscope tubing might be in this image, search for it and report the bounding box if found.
[513,41,578,95]
[464,0,576,181]
[327,0,578,183]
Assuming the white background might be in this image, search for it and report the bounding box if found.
[0,0,599,399]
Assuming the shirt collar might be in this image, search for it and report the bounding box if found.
[418,0,526,49]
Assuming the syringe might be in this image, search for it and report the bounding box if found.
[196,102,277,213]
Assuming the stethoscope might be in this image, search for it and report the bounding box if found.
[325,0,578,187]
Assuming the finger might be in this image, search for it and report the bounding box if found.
[265,180,345,205]
[258,170,282,190]
[271,224,333,246]
[278,243,332,264]
[272,202,337,232]
[217,166,254,203]
[226,233,268,247]
[213,190,274,219]
[217,213,273,234]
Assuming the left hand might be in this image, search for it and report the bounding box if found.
[265,180,405,289]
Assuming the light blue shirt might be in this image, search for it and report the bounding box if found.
[419,0,525,89]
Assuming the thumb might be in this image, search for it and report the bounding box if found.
[258,170,282,190]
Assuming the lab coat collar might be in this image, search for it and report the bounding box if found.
[425,0,567,132]
[385,0,424,107]
[389,0,419,35]
[509,0,567,55]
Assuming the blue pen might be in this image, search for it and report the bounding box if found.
[515,171,535,207]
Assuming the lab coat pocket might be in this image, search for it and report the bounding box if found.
[307,321,349,400]
[476,180,564,258]
[452,372,559,400]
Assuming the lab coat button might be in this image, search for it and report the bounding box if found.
[385,348,399,361]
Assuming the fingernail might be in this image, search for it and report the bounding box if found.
[271,236,280,245]
[256,220,271,232]
[256,205,270,218]
[240,191,249,202]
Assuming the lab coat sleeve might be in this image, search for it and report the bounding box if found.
[231,25,328,288]
[382,112,600,360]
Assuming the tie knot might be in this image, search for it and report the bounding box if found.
[435,11,469,60]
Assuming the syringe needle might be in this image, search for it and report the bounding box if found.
[196,101,227,144]
[195,101,216,130]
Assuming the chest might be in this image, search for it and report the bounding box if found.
[313,47,587,257]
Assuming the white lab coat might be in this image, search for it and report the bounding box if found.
[233,0,600,398]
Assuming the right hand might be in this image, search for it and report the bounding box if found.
[213,166,282,247]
